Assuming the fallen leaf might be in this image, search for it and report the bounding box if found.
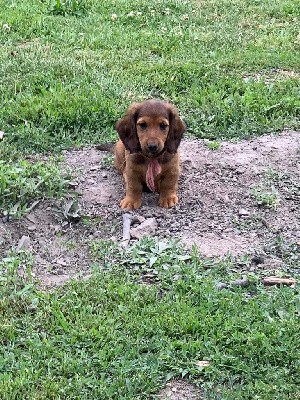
[195,360,211,368]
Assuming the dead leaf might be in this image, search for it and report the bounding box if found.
[195,360,210,368]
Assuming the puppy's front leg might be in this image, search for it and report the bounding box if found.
[158,170,179,208]
[120,168,143,210]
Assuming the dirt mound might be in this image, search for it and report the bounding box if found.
[0,131,299,283]
[178,131,299,259]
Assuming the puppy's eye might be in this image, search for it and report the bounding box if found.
[160,123,168,130]
[139,122,147,129]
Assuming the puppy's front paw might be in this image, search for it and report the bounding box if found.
[159,194,178,208]
[120,196,142,210]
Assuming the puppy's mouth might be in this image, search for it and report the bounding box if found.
[142,145,164,158]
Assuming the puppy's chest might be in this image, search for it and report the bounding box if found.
[130,153,168,192]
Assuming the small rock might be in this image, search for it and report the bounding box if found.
[216,282,228,290]
[251,255,264,265]
[56,269,65,275]
[231,276,250,288]
[143,212,154,218]
[16,236,31,252]
[2,24,10,32]
[68,181,78,188]
[26,213,37,224]
[130,218,157,239]
[133,215,146,223]
[90,166,100,171]
[238,208,250,217]
[102,172,108,179]
[221,194,230,204]
[56,258,68,267]
[27,224,37,231]
[53,224,61,233]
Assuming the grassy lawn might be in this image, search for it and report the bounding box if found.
[1,0,299,157]
[1,240,300,399]
[1,0,300,398]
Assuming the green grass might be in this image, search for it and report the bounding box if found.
[0,0,299,157]
[1,240,299,399]
[251,186,279,208]
[1,0,299,213]
[0,158,72,217]
[204,139,221,151]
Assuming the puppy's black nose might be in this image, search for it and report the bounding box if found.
[148,143,158,153]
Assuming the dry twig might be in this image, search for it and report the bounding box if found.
[262,276,296,286]
[121,213,133,247]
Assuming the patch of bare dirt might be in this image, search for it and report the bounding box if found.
[153,379,202,400]
[0,148,124,284]
[0,131,299,282]
[178,131,299,259]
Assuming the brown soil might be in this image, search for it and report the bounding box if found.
[0,130,299,285]
[153,379,202,400]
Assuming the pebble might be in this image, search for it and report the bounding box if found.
[56,258,68,266]
[16,236,31,252]
[68,181,78,188]
[132,215,146,224]
[216,282,228,290]
[238,208,250,216]
[26,213,37,224]
[130,218,157,239]
[251,255,265,265]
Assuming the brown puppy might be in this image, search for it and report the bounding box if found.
[114,100,186,209]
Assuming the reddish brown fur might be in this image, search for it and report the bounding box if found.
[114,100,186,209]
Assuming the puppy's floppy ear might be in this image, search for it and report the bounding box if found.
[165,103,186,154]
[115,103,141,153]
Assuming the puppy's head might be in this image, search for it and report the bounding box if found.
[116,100,186,157]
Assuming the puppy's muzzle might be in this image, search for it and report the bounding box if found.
[147,143,158,154]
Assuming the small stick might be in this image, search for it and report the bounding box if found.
[262,276,296,286]
[121,213,133,248]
